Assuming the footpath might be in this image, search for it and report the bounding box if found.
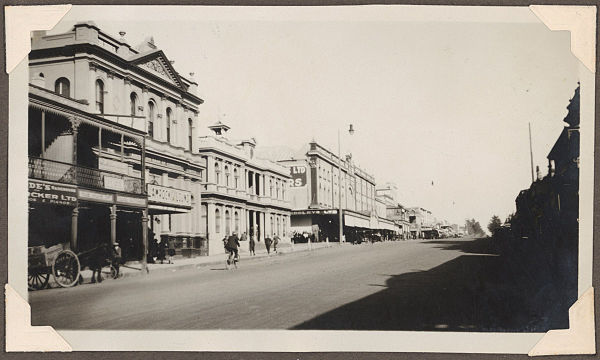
[80,240,338,281]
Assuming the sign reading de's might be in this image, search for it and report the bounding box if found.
[28,180,77,206]
[288,166,307,187]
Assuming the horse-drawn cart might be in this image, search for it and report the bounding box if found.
[28,243,120,290]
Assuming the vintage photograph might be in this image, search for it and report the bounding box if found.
[13,4,591,348]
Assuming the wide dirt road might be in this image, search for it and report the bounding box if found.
[30,237,570,331]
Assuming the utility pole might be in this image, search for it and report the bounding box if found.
[528,122,534,183]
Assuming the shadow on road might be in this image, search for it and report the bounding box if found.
[291,237,576,332]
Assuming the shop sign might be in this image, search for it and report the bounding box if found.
[147,184,192,208]
[115,194,147,207]
[28,180,77,206]
[103,175,126,191]
[288,166,307,187]
[78,189,114,203]
[292,209,337,216]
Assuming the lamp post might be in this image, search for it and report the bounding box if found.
[338,124,355,245]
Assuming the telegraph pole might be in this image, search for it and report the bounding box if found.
[528,122,534,183]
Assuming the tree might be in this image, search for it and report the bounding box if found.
[465,218,485,237]
[488,215,502,234]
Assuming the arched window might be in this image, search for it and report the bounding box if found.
[234,211,240,234]
[147,101,155,138]
[234,168,239,189]
[225,210,231,235]
[276,217,280,236]
[215,208,221,234]
[188,118,193,151]
[270,216,274,236]
[269,179,273,197]
[224,165,230,187]
[166,107,172,143]
[130,93,137,116]
[95,80,104,113]
[54,77,70,97]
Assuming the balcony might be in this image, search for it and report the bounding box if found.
[28,157,143,194]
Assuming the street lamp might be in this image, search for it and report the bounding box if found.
[338,124,354,245]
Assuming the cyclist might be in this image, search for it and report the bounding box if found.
[224,231,241,268]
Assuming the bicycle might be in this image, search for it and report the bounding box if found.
[225,248,239,270]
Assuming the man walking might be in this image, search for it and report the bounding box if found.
[247,232,255,256]
[264,236,273,255]
[273,234,280,253]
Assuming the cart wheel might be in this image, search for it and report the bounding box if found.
[28,271,49,291]
[52,250,81,288]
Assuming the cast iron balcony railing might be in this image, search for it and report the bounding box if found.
[28,157,143,194]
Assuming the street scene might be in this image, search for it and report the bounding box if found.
[24,6,581,333]
[30,236,570,331]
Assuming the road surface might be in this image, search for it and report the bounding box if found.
[30,237,571,331]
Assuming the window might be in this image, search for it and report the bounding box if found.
[188,118,193,151]
[269,179,273,197]
[166,107,172,143]
[201,204,208,236]
[215,162,220,184]
[54,78,70,97]
[276,217,280,236]
[234,168,239,189]
[130,93,137,116]
[215,208,221,233]
[95,80,104,113]
[147,101,155,138]
[234,211,240,234]
[225,165,230,187]
[225,210,231,235]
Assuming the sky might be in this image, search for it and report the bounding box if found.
[48,6,580,227]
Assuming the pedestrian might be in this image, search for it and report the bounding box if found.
[167,237,175,264]
[273,234,280,253]
[264,236,273,255]
[249,233,256,256]
[158,238,166,264]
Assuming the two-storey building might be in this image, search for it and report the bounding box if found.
[28,22,206,268]
[198,122,292,255]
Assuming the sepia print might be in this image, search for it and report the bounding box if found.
[6,4,596,353]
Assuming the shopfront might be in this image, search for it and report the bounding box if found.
[28,179,77,250]
[146,183,204,257]
[28,179,148,263]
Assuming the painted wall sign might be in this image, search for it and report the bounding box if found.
[288,166,307,187]
[77,189,114,203]
[103,175,126,192]
[147,184,192,208]
[28,180,77,206]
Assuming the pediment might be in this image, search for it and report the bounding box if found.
[131,51,184,89]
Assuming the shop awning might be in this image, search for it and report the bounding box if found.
[344,213,370,228]
[148,204,191,214]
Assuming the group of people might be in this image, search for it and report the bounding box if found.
[148,228,176,264]
[223,231,281,260]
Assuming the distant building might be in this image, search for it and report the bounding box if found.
[268,141,396,242]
